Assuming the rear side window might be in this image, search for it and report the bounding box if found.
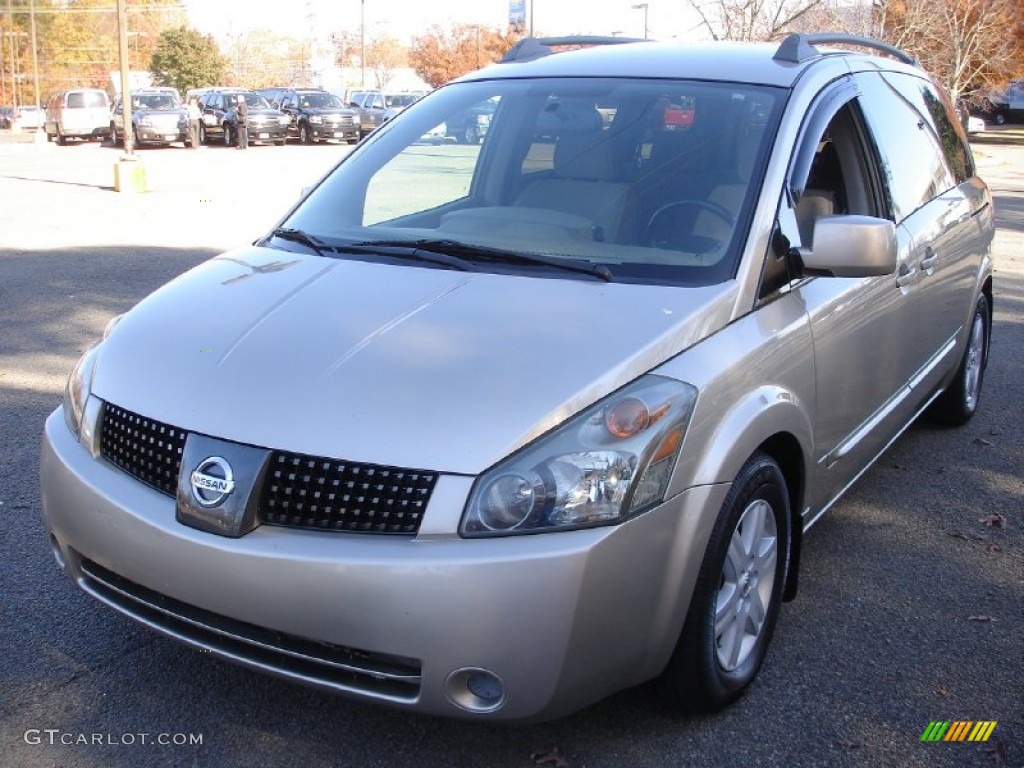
[857,72,956,222]
[67,91,106,109]
[880,72,974,184]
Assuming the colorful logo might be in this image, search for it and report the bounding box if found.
[921,721,997,742]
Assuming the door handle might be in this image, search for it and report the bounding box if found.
[896,264,917,287]
[920,248,938,271]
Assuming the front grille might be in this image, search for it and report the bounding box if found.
[79,557,422,701]
[100,403,186,496]
[149,115,182,129]
[260,452,437,534]
[99,402,437,535]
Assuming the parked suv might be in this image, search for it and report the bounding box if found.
[43,34,993,723]
[274,88,358,144]
[197,90,289,146]
[347,89,397,138]
[110,87,187,147]
[44,88,110,144]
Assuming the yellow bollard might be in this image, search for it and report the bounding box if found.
[113,157,147,193]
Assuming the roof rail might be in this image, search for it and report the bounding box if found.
[501,36,648,64]
[773,33,918,66]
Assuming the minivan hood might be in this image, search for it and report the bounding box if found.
[92,246,736,474]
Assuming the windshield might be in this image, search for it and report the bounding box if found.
[284,77,784,286]
[229,93,272,109]
[300,92,343,109]
[386,94,420,108]
[134,93,181,110]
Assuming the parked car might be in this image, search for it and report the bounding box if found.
[44,88,111,144]
[110,87,187,147]
[384,92,426,112]
[197,90,289,146]
[982,80,1024,124]
[348,89,398,138]
[43,33,993,723]
[0,106,13,129]
[444,97,496,144]
[274,88,359,144]
[12,104,43,130]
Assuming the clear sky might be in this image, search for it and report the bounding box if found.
[184,0,706,44]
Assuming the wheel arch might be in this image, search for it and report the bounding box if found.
[673,388,813,601]
[755,432,805,601]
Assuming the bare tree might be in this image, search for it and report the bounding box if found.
[687,0,824,41]
[877,0,1019,101]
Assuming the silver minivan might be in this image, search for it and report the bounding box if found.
[42,34,993,721]
[44,88,111,144]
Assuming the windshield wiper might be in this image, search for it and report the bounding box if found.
[355,238,614,282]
[266,227,330,257]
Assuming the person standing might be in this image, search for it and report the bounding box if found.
[187,97,202,148]
[235,94,249,150]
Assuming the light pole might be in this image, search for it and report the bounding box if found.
[28,0,42,140]
[631,3,649,39]
[360,0,365,88]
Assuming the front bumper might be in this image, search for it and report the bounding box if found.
[310,122,358,141]
[40,409,724,721]
[135,125,187,144]
[245,123,288,143]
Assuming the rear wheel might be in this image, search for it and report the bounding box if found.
[111,123,121,147]
[928,293,990,426]
[199,123,207,145]
[658,452,790,713]
[56,130,67,146]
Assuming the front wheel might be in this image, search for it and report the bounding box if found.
[223,125,233,147]
[199,123,207,145]
[658,452,790,713]
[928,293,990,426]
[299,123,313,144]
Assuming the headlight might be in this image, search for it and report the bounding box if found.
[310,115,323,124]
[461,376,697,536]
[62,314,122,438]
[63,345,99,438]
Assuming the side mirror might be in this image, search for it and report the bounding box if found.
[799,215,897,278]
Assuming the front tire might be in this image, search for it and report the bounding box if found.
[928,293,990,426]
[199,123,207,145]
[299,122,313,144]
[223,125,233,147]
[658,452,790,713]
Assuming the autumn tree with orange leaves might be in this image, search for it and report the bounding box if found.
[409,24,523,89]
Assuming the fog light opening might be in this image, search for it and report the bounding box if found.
[444,667,506,713]
[49,534,66,570]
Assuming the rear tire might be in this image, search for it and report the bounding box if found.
[928,293,990,426]
[658,452,790,713]
[199,123,207,145]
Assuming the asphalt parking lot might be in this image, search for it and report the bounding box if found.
[0,132,1022,768]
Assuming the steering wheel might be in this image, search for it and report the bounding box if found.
[646,199,735,252]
